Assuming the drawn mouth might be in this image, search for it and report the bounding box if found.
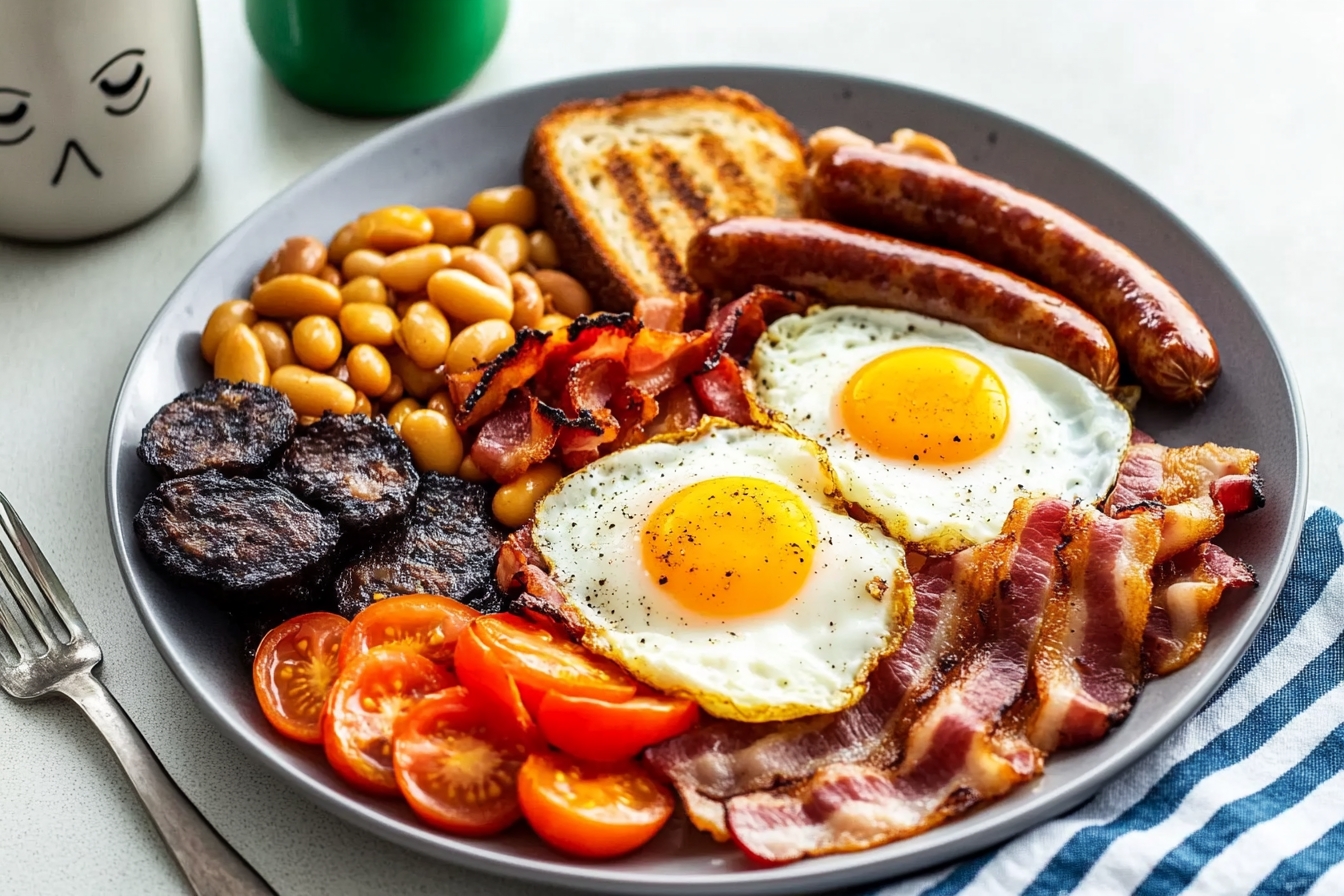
[52,140,102,186]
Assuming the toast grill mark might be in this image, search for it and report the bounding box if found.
[648,143,713,229]
[695,133,764,217]
[603,148,696,295]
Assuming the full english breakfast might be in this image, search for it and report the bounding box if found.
[131,87,1262,862]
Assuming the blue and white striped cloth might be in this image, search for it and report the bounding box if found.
[869,504,1344,896]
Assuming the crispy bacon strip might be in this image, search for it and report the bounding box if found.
[644,383,703,439]
[1028,505,1162,752]
[625,328,719,396]
[632,295,687,331]
[1155,495,1224,563]
[495,523,584,636]
[725,498,1068,863]
[1108,440,1261,517]
[450,330,551,429]
[1145,543,1256,676]
[691,355,753,424]
[645,552,987,840]
[469,390,562,482]
[706,287,809,360]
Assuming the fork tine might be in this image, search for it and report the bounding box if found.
[0,539,60,648]
[0,582,34,660]
[0,492,87,639]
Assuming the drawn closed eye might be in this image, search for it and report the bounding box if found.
[0,88,34,146]
[91,48,151,117]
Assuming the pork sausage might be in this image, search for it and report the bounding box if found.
[686,217,1121,393]
[813,146,1220,402]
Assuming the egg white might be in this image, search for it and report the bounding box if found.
[531,422,913,722]
[751,306,1131,554]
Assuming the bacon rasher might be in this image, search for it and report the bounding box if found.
[1144,542,1256,676]
[725,498,1068,863]
[645,551,987,840]
[1108,436,1262,518]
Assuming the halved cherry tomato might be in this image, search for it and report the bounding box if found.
[517,753,674,858]
[460,614,637,715]
[392,687,529,836]
[252,612,349,744]
[338,593,479,668]
[537,692,700,762]
[452,625,542,747]
[323,646,454,794]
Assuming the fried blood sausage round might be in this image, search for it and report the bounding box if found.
[134,471,340,593]
[138,379,296,479]
[271,413,419,532]
[333,473,509,618]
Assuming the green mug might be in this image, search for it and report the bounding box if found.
[246,0,508,116]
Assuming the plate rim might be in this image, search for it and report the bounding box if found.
[104,63,1310,894]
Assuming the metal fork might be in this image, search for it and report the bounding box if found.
[0,492,275,896]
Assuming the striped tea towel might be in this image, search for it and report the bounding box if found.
[869,504,1344,896]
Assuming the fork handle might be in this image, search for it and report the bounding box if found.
[58,673,277,896]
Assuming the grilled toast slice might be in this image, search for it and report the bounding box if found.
[524,87,808,316]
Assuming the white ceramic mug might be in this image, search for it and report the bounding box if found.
[0,0,203,241]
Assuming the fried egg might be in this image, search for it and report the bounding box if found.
[751,306,1131,553]
[531,422,913,722]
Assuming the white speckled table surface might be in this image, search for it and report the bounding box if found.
[1,1,1341,893]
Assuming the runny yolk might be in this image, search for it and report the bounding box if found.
[641,476,817,618]
[840,346,1009,465]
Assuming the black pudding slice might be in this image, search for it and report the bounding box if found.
[271,413,419,532]
[138,379,296,479]
[333,473,508,618]
[134,471,340,594]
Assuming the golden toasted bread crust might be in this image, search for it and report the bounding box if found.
[525,87,807,314]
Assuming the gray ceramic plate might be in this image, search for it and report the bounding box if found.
[105,66,1307,895]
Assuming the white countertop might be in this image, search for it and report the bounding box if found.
[1,1,1341,893]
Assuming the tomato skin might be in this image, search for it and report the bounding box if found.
[467,614,637,708]
[323,646,454,795]
[338,593,479,669]
[517,752,674,858]
[393,687,529,836]
[252,612,349,744]
[452,625,542,748]
[537,693,700,762]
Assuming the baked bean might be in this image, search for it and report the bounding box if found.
[491,461,564,526]
[251,320,297,370]
[399,409,464,475]
[257,236,328,284]
[396,301,451,370]
[340,275,389,307]
[352,391,374,417]
[467,186,537,230]
[251,273,342,319]
[885,128,957,164]
[328,222,364,264]
[380,243,452,293]
[272,365,356,416]
[338,302,398,346]
[387,349,446,399]
[475,224,529,273]
[527,230,561,269]
[427,269,513,324]
[214,324,270,386]
[807,126,874,166]
[317,264,342,287]
[448,248,513,299]
[533,270,593,318]
[537,313,574,332]
[292,315,343,370]
[341,248,386,281]
[346,344,392,398]
[508,272,545,329]
[356,205,433,252]
[385,397,422,430]
[446,319,515,374]
[425,207,475,246]
[381,373,404,405]
[426,390,453,416]
[201,300,258,363]
[456,455,488,482]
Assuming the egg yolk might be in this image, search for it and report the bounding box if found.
[641,476,818,618]
[840,346,1009,465]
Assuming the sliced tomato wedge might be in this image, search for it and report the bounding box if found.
[452,625,542,748]
[323,646,454,794]
[392,687,529,836]
[252,612,349,744]
[537,692,700,762]
[461,614,637,715]
[517,752,674,858]
[338,593,480,668]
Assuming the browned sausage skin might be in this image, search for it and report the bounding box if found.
[813,146,1220,403]
[686,217,1121,393]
